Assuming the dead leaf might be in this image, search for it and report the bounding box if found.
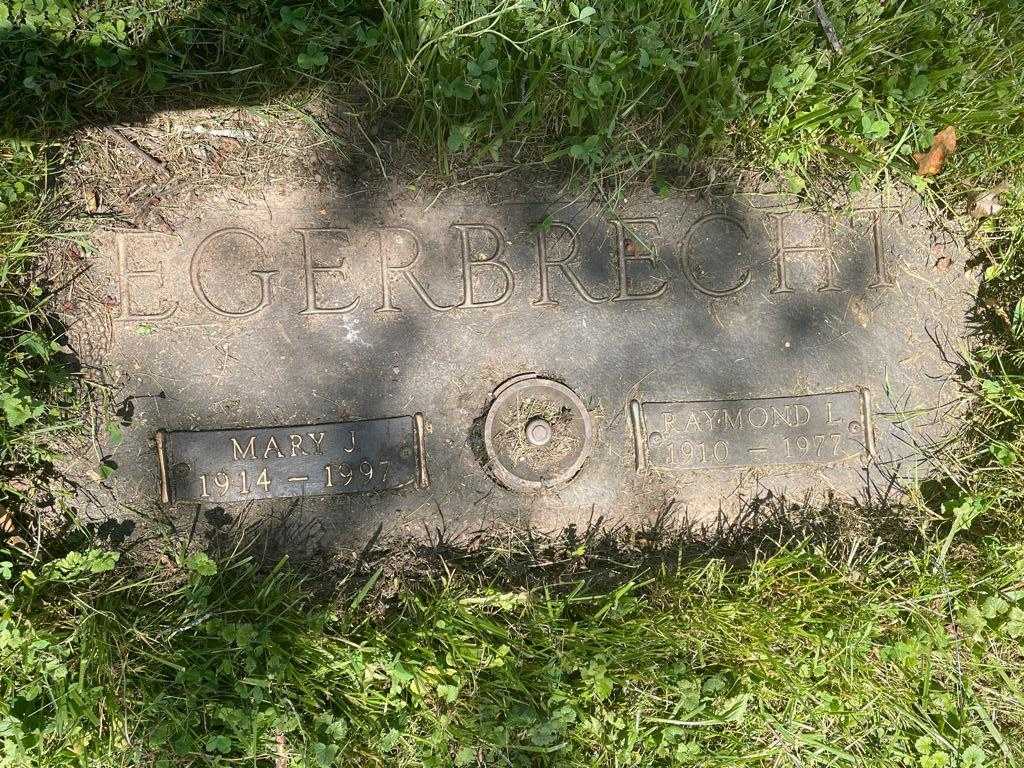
[970,180,1011,219]
[209,148,227,173]
[847,297,870,328]
[0,506,14,534]
[912,126,957,176]
[934,253,954,272]
[83,187,100,213]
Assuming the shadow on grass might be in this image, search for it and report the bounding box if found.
[138,479,924,605]
[0,0,378,139]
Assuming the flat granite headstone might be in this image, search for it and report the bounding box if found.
[70,179,973,547]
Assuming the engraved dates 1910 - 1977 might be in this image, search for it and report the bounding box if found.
[630,390,874,471]
[156,414,429,504]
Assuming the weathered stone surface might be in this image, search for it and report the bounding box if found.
[71,180,974,547]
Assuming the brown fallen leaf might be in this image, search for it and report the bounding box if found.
[847,297,870,328]
[970,180,1011,219]
[912,126,957,176]
[0,505,14,534]
[83,187,100,213]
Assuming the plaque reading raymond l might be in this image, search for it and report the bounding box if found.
[68,176,974,544]
[632,391,872,472]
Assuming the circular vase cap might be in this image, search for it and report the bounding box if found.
[483,375,593,492]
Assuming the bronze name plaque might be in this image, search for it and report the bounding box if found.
[156,415,428,504]
[630,391,873,471]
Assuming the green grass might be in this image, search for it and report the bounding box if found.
[1,535,1022,766]
[1,0,1024,765]
[0,140,78,511]
[1,1,1022,189]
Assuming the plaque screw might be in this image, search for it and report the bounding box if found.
[525,417,553,447]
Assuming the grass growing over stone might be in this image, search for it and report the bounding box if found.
[1,0,1024,765]
[3,534,1024,766]
[0,142,79,508]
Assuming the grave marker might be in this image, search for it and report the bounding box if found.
[71,181,972,542]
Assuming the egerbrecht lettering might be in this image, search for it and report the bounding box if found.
[112,207,896,323]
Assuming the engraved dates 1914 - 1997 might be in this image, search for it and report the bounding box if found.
[156,414,429,504]
[154,388,875,504]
